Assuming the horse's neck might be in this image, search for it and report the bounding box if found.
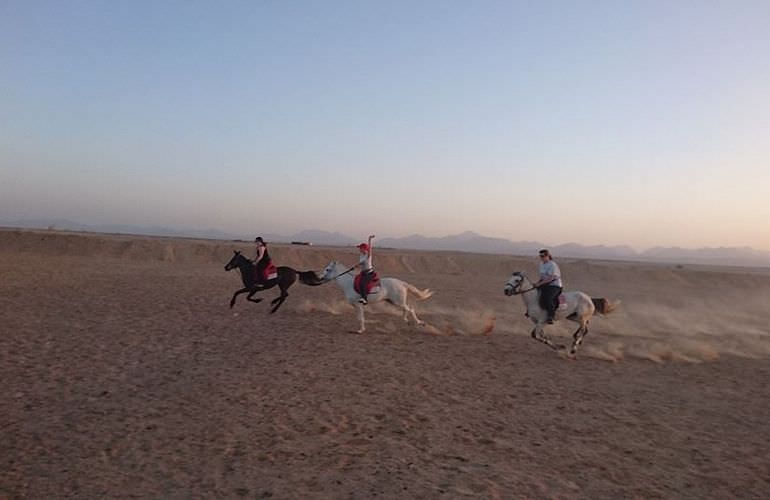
[238,261,255,283]
[520,277,540,308]
[334,268,355,288]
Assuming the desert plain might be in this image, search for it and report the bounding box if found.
[1,229,769,498]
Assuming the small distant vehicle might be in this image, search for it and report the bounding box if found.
[291,241,312,246]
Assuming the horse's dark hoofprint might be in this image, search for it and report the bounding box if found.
[224,251,322,313]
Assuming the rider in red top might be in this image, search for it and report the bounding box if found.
[253,236,272,285]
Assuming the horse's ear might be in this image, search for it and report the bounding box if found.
[234,250,240,255]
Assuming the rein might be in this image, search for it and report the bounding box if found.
[322,266,356,284]
[508,273,538,295]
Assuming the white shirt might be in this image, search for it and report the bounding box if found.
[359,252,373,272]
[539,260,562,287]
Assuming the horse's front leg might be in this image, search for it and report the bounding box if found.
[230,287,250,308]
[246,289,263,304]
[353,304,366,334]
[531,325,565,351]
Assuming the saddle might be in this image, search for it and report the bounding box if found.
[255,262,278,282]
[354,271,381,295]
[538,290,568,311]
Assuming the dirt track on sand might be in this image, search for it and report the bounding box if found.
[2,230,769,498]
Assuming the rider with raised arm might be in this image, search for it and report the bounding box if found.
[356,234,375,304]
[534,248,563,324]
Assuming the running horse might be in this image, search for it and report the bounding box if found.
[225,250,322,313]
[503,271,617,357]
[319,260,433,333]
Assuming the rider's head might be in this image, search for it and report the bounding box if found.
[539,249,551,261]
[358,243,369,254]
[255,236,265,247]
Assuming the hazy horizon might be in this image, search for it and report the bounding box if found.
[5,216,770,257]
[2,1,769,251]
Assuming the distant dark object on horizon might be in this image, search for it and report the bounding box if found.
[291,241,312,246]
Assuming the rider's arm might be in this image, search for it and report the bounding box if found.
[255,246,265,262]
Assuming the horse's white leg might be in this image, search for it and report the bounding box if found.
[405,303,425,326]
[391,288,415,324]
[356,303,366,333]
[531,324,564,351]
[570,319,589,356]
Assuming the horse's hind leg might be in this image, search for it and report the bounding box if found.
[403,303,425,326]
[269,292,288,314]
[570,321,589,356]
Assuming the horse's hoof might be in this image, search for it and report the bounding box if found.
[348,330,364,335]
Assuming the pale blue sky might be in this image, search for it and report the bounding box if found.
[2,1,769,249]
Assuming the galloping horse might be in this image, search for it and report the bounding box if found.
[225,250,322,313]
[319,261,433,333]
[504,271,617,357]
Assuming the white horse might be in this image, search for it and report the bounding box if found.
[319,261,433,333]
[503,271,617,356]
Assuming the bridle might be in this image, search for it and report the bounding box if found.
[506,273,538,295]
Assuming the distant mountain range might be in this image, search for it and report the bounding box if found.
[3,218,769,268]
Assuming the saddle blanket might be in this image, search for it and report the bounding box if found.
[557,294,567,310]
[354,271,381,295]
[256,262,278,282]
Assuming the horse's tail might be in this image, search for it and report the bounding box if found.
[592,298,619,315]
[404,282,433,301]
[296,269,324,286]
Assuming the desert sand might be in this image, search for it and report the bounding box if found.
[2,228,769,498]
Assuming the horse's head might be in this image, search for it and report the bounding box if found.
[224,250,248,271]
[319,260,344,282]
[504,272,525,296]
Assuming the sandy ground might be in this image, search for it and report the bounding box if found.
[2,229,770,498]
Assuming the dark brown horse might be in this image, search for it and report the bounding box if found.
[224,251,322,313]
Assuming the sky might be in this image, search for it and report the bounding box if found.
[2,0,769,250]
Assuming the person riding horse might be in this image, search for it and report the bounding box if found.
[534,249,562,324]
[253,236,272,286]
[355,234,375,304]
